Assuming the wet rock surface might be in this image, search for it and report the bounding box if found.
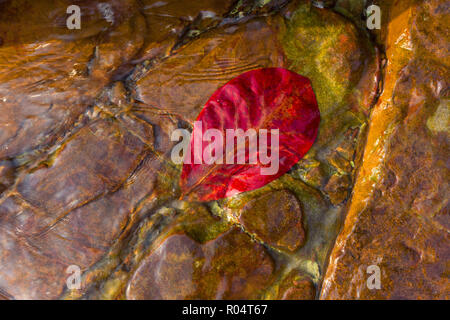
[132,17,287,122]
[0,0,145,159]
[126,229,276,299]
[277,269,316,300]
[137,0,236,62]
[238,190,305,252]
[0,0,447,300]
[321,0,450,299]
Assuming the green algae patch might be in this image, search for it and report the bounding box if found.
[281,4,355,115]
[427,99,449,134]
[279,3,377,156]
[172,202,232,244]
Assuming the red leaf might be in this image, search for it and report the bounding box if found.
[180,67,320,201]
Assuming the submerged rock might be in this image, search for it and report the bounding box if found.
[277,269,316,300]
[0,0,446,300]
[0,0,145,159]
[238,190,306,252]
[126,229,276,299]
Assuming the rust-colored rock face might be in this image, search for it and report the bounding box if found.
[320,0,450,300]
[0,0,448,300]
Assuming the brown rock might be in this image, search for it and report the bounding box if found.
[0,0,145,159]
[133,17,286,122]
[0,116,173,299]
[0,160,15,193]
[324,174,351,205]
[126,229,276,299]
[138,0,236,61]
[239,190,306,252]
[2,0,445,301]
[16,119,146,217]
[277,270,316,300]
